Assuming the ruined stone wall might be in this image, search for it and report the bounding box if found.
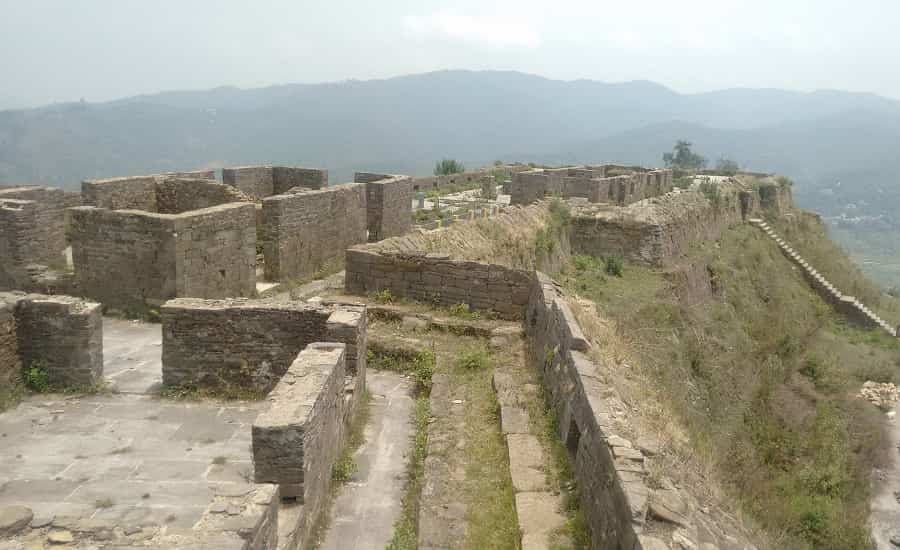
[68,207,178,310]
[155,177,250,214]
[222,166,274,200]
[261,184,366,281]
[252,342,347,546]
[82,176,159,211]
[410,169,490,192]
[161,298,366,393]
[356,173,413,242]
[272,167,328,194]
[173,203,257,299]
[345,248,534,318]
[0,298,19,396]
[8,293,103,387]
[0,187,79,289]
[511,168,672,206]
[571,181,782,267]
[525,273,647,550]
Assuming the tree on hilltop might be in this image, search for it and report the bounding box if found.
[715,157,740,175]
[434,159,465,175]
[663,141,707,171]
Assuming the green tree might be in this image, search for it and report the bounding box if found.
[434,158,465,175]
[662,140,707,171]
[715,157,740,175]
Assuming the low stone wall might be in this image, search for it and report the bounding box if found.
[410,169,490,192]
[253,343,346,543]
[355,172,413,242]
[68,203,256,310]
[261,184,367,281]
[160,298,366,393]
[84,174,249,214]
[2,292,103,387]
[223,165,328,199]
[345,248,534,318]
[0,186,80,289]
[82,176,159,211]
[525,273,648,549]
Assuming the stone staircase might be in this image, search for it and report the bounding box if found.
[749,218,897,337]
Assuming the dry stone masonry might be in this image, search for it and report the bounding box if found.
[510,165,673,206]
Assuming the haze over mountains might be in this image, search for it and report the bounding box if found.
[1,70,898,285]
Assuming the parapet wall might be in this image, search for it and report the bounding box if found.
[525,273,648,549]
[155,177,250,214]
[68,202,256,310]
[261,184,367,281]
[355,173,413,242]
[223,165,328,199]
[1,292,103,387]
[82,174,249,214]
[161,298,366,393]
[252,342,347,545]
[0,186,80,289]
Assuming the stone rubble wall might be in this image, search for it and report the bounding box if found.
[1,292,103,387]
[355,173,413,242]
[261,184,367,282]
[83,174,248,214]
[410,169,491,192]
[160,298,366,393]
[345,248,534,319]
[525,273,648,550]
[223,165,328,199]
[252,342,347,547]
[0,186,80,289]
[68,203,256,310]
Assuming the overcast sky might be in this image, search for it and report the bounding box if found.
[2,0,898,108]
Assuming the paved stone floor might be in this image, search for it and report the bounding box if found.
[319,371,414,550]
[0,318,264,546]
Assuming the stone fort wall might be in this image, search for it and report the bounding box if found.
[261,183,367,282]
[510,166,673,206]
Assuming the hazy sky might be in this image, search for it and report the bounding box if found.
[2,0,898,108]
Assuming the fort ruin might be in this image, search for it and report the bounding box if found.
[0,160,897,549]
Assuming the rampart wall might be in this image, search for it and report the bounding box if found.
[525,273,649,550]
[0,299,19,395]
[261,184,367,281]
[355,173,413,242]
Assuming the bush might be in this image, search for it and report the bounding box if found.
[604,256,623,277]
[24,363,49,392]
[372,289,394,304]
[448,302,480,320]
[458,346,491,370]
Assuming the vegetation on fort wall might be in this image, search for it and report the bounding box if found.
[565,222,900,549]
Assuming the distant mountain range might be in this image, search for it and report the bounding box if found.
[1,70,898,285]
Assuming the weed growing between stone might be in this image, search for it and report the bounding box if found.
[158,384,263,401]
[332,391,372,483]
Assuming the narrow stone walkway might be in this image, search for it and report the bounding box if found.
[749,218,896,336]
[318,371,414,550]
